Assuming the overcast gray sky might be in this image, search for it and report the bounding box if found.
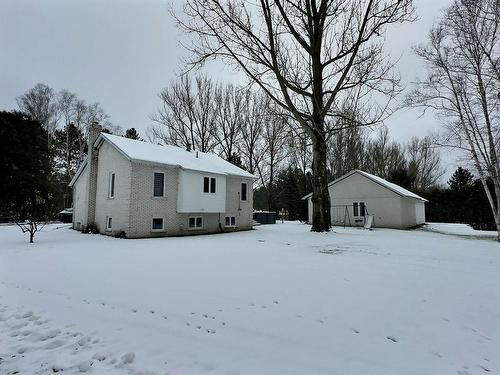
[0,0,460,176]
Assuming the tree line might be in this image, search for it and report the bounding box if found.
[0,83,141,226]
[169,0,499,238]
[149,74,445,213]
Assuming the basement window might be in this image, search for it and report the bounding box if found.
[225,216,236,227]
[107,217,112,230]
[152,218,164,231]
[189,216,203,229]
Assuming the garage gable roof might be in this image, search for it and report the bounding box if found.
[301,170,428,202]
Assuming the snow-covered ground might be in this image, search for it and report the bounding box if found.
[423,222,498,239]
[0,222,499,375]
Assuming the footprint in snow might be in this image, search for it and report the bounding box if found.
[162,315,168,320]
[386,336,398,343]
[352,329,360,334]
[479,365,491,372]
[273,301,279,304]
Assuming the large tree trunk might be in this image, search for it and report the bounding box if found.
[311,137,331,232]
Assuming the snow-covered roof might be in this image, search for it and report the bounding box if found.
[69,158,88,187]
[96,133,255,179]
[301,170,427,202]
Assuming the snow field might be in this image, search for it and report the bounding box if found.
[0,222,499,374]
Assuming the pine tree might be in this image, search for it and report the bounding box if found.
[448,167,474,192]
[0,111,55,226]
[125,128,140,140]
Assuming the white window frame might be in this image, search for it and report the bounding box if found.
[108,172,115,198]
[241,182,248,201]
[188,216,203,230]
[152,171,166,198]
[225,216,236,228]
[353,201,366,217]
[203,177,216,194]
[106,216,112,231]
[151,217,165,231]
[359,202,366,217]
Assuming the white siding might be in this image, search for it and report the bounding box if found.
[72,164,89,230]
[400,197,417,228]
[415,201,426,225]
[307,198,313,224]
[225,176,253,230]
[94,141,132,235]
[329,172,404,228]
[177,169,226,213]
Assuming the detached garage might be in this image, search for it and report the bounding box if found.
[302,170,427,229]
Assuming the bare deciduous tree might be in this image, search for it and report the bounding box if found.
[363,127,406,179]
[406,136,444,190]
[152,75,217,152]
[16,83,58,144]
[16,220,46,243]
[213,84,244,160]
[175,0,415,231]
[238,91,268,174]
[407,0,500,239]
[256,105,288,210]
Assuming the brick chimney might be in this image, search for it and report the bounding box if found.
[86,121,102,227]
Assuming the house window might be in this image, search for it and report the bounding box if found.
[153,172,165,197]
[203,177,216,193]
[109,172,115,198]
[107,217,112,230]
[189,216,203,229]
[241,182,247,201]
[353,202,366,217]
[225,216,236,227]
[152,218,164,230]
[210,177,216,193]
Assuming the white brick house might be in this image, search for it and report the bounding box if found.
[69,123,256,238]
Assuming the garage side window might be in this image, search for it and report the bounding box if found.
[108,172,115,198]
[241,182,247,201]
[353,202,366,217]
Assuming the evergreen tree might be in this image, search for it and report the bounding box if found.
[448,167,474,191]
[388,167,415,190]
[0,111,55,222]
[227,152,245,170]
[125,127,140,140]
